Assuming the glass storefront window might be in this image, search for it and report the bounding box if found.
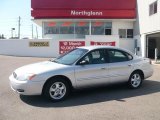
[60,22,74,34]
[43,21,113,37]
[104,22,112,35]
[44,22,59,34]
[91,22,104,35]
[91,22,112,35]
[75,22,89,35]
[105,22,112,28]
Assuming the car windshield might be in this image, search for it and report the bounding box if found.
[51,48,88,65]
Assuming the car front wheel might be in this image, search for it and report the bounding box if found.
[43,78,70,102]
[128,72,143,89]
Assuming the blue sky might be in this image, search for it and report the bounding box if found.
[0,0,42,38]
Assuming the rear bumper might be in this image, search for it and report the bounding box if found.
[144,67,154,79]
[9,75,45,95]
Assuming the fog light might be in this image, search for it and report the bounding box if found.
[17,89,24,92]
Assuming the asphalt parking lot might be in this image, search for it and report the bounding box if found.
[0,55,160,120]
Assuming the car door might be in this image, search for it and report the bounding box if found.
[106,49,133,83]
[74,49,110,88]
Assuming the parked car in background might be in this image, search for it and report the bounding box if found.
[9,46,153,101]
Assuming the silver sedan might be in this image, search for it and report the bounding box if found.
[9,46,153,101]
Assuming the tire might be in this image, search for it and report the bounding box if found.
[43,78,70,102]
[128,71,143,89]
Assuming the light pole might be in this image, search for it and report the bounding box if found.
[11,28,15,38]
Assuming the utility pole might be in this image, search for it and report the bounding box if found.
[11,28,15,38]
[18,16,21,39]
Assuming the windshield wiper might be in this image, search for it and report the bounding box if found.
[52,59,61,64]
[49,58,57,62]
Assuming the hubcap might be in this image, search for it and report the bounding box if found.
[131,73,141,88]
[49,82,66,100]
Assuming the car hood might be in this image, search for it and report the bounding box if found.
[14,61,68,75]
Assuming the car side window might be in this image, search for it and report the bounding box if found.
[108,49,131,63]
[79,49,106,65]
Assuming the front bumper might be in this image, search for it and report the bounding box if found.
[9,75,45,95]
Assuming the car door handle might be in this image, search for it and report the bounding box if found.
[128,64,132,67]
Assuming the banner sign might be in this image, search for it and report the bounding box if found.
[90,41,116,46]
[32,0,136,19]
[29,41,49,47]
[59,41,85,54]
[32,9,135,19]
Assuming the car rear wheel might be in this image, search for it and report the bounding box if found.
[128,72,143,89]
[43,78,70,102]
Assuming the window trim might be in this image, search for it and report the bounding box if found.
[119,29,133,38]
[105,28,112,35]
[127,29,133,38]
[149,1,158,16]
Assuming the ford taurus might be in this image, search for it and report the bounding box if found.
[9,46,153,101]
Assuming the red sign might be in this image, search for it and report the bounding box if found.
[32,9,136,19]
[59,41,85,54]
[90,41,116,46]
[32,0,136,10]
[31,0,136,19]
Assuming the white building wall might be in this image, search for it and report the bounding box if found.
[112,20,136,53]
[134,0,160,57]
[0,39,113,57]
[0,39,59,57]
[137,0,160,34]
[112,20,134,35]
[119,39,135,53]
[0,36,135,57]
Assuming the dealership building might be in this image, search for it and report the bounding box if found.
[0,0,159,58]
[31,0,137,56]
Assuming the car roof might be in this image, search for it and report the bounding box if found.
[78,46,134,55]
[78,46,115,50]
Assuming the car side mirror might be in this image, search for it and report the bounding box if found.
[79,60,89,65]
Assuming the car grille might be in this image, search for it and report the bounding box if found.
[13,72,17,79]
